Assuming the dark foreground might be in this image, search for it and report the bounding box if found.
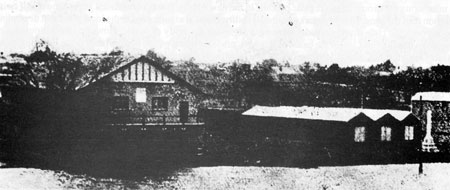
[1,128,450,181]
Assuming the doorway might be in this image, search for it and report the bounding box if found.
[179,101,189,123]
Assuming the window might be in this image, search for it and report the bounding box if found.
[112,96,129,110]
[405,126,414,140]
[152,97,168,111]
[135,88,147,103]
[381,126,392,141]
[354,126,366,142]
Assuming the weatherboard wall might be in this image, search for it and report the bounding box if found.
[99,82,201,116]
[79,58,205,119]
[240,115,421,147]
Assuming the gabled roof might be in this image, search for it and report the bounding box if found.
[79,56,204,94]
[375,114,402,126]
[411,91,450,102]
[242,105,414,123]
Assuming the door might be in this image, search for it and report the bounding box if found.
[179,101,189,123]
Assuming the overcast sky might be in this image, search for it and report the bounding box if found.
[0,0,449,67]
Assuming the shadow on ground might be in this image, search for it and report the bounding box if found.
[1,133,449,181]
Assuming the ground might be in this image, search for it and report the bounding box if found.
[0,163,449,190]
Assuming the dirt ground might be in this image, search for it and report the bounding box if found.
[0,163,449,190]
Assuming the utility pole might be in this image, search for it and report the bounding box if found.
[419,95,423,174]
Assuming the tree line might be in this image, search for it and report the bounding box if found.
[173,58,450,110]
[3,41,450,110]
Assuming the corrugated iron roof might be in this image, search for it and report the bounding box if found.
[411,91,450,102]
[242,105,412,122]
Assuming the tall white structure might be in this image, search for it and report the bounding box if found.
[422,110,439,152]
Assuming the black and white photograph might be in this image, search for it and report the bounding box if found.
[1,0,450,189]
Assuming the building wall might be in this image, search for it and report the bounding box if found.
[236,115,421,162]
[412,100,450,151]
[240,116,419,143]
[83,81,204,117]
[201,113,421,165]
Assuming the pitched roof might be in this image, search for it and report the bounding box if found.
[411,91,450,102]
[242,105,413,123]
[80,56,204,94]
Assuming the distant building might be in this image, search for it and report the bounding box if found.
[375,71,392,76]
[0,55,27,102]
[79,56,205,124]
[0,55,26,65]
[411,92,450,102]
[270,66,302,82]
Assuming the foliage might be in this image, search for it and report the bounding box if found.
[3,41,127,91]
[169,57,450,110]
[6,41,450,109]
[82,48,129,87]
[22,44,86,91]
[145,49,173,69]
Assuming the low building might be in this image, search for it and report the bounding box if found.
[240,105,421,163]
[79,56,206,126]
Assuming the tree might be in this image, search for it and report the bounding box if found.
[19,41,86,91]
[7,41,127,91]
[370,59,396,73]
[82,48,129,88]
[226,61,252,106]
[260,59,279,68]
[145,49,172,69]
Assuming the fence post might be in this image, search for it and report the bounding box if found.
[419,151,423,174]
[182,115,185,126]
[163,115,166,126]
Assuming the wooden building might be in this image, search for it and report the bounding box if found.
[79,56,206,126]
[240,106,421,163]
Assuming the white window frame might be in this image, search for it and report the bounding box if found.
[135,88,147,103]
[354,126,366,142]
[381,126,392,141]
[405,126,414,140]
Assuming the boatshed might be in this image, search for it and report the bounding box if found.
[240,106,421,163]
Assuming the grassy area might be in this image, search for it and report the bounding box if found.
[0,163,449,189]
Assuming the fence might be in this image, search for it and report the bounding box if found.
[108,114,204,126]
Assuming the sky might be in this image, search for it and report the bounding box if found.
[1,0,450,68]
